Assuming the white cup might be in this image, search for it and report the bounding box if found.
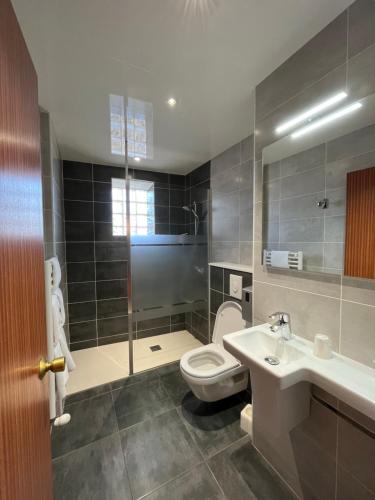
[313,334,332,359]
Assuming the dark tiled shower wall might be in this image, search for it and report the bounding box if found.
[64,161,189,350]
[184,161,210,235]
[209,265,252,341]
[64,160,209,350]
[184,161,211,342]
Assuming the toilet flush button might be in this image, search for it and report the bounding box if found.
[229,274,242,299]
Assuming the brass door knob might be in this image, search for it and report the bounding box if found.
[39,356,65,379]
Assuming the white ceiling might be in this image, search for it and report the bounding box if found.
[12,0,352,174]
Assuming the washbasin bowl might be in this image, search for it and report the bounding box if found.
[233,329,305,365]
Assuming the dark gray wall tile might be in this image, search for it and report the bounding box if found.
[210,266,224,292]
[95,242,128,261]
[96,280,127,300]
[190,161,210,186]
[67,262,95,283]
[65,221,94,242]
[154,188,169,206]
[94,202,112,222]
[136,326,171,339]
[63,161,92,181]
[137,316,170,331]
[93,181,112,202]
[69,301,96,323]
[97,298,128,319]
[64,178,92,201]
[155,205,169,224]
[70,339,97,351]
[98,334,128,346]
[98,316,128,337]
[64,200,93,221]
[69,321,97,343]
[96,261,127,281]
[66,242,95,263]
[68,282,96,303]
[93,164,125,182]
[95,221,125,242]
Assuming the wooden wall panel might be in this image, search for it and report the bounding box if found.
[0,0,53,498]
[344,166,375,279]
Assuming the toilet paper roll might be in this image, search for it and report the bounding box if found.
[313,334,332,359]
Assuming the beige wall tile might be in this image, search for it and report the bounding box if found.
[253,281,340,348]
[342,276,375,307]
[340,300,375,367]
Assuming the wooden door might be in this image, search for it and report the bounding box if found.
[344,166,375,279]
[0,0,53,498]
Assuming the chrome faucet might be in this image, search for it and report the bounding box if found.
[269,312,292,340]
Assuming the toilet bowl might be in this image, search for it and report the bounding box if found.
[180,301,248,402]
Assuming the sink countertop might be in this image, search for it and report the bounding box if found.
[224,324,375,421]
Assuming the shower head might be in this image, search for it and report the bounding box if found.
[182,206,191,212]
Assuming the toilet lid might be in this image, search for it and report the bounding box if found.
[213,301,246,346]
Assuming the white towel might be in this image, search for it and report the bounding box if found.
[270,251,289,269]
[51,295,75,370]
[51,285,76,416]
[52,288,65,326]
[54,343,69,415]
[49,257,61,291]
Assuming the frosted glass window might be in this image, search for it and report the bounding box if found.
[111,178,155,236]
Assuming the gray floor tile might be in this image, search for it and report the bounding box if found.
[208,437,295,500]
[113,377,175,430]
[177,393,248,458]
[53,433,131,500]
[110,369,159,391]
[65,382,112,405]
[143,463,224,500]
[159,368,191,406]
[121,408,202,499]
[52,393,118,458]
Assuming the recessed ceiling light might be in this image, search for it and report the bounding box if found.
[167,98,177,107]
[291,101,362,139]
[134,156,141,162]
[276,91,348,135]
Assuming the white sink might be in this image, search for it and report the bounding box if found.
[231,328,305,366]
[224,323,375,421]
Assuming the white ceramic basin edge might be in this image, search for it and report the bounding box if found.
[223,323,375,421]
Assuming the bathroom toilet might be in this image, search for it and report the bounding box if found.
[180,301,248,402]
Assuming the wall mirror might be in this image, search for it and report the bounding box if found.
[262,90,375,279]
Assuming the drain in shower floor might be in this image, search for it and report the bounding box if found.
[150,345,162,352]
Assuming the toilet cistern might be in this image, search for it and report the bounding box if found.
[269,312,292,340]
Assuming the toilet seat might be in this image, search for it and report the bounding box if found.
[180,301,247,386]
[180,343,240,380]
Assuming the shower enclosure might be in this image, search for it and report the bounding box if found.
[116,107,211,373]
[124,179,210,374]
